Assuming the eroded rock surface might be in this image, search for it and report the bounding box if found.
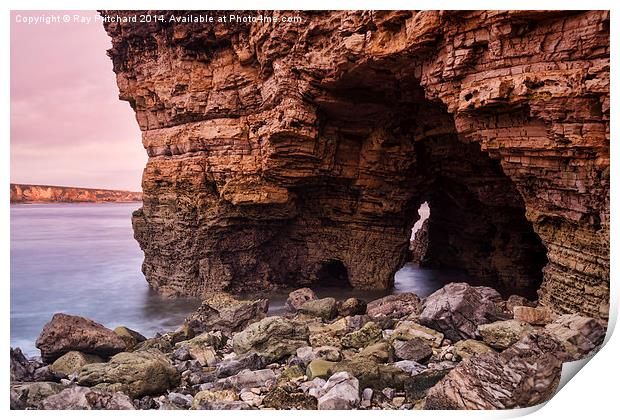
[35,313,126,362]
[424,332,567,409]
[103,10,609,317]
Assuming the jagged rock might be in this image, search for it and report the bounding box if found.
[263,386,318,409]
[306,359,337,380]
[317,372,360,410]
[39,386,135,410]
[390,321,444,347]
[35,313,126,362]
[184,293,268,335]
[341,322,382,349]
[196,400,251,410]
[392,338,433,362]
[114,326,147,350]
[513,306,557,325]
[478,320,534,350]
[338,298,367,317]
[215,352,265,377]
[545,314,606,359]
[77,349,180,398]
[299,298,337,320]
[50,351,103,377]
[286,288,318,311]
[10,347,37,382]
[419,283,502,342]
[10,382,66,409]
[216,369,276,390]
[424,332,567,409]
[367,294,422,320]
[232,316,309,363]
[453,340,496,360]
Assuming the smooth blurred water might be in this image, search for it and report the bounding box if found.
[11,202,477,357]
[10,203,201,356]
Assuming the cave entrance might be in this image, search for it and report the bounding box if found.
[308,68,548,300]
[316,260,351,288]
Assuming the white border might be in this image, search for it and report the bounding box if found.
[4,1,618,419]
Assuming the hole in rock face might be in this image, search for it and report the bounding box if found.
[316,260,351,288]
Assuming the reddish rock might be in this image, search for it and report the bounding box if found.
[10,183,141,203]
[419,283,501,342]
[513,306,557,325]
[424,332,567,409]
[35,313,126,362]
[103,11,609,318]
[367,293,422,320]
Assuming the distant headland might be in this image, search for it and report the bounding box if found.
[10,183,142,203]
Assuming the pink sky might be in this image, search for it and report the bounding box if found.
[11,10,145,191]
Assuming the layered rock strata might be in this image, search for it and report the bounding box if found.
[103,10,609,317]
[10,184,142,203]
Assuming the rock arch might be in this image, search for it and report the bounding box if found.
[104,10,609,318]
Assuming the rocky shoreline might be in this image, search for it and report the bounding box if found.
[10,282,606,410]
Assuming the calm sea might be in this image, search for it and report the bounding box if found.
[10,202,472,356]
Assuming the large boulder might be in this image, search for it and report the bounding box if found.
[39,386,135,410]
[35,313,126,362]
[286,288,317,311]
[317,372,360,410]
[77,349,180,398]
[299,297,338,320]
[418,283,502,342]
[367,293,422,320]
[10,382,66,409]
[477,320,534,350]
[184,293,268,335]
[545,314,606,360]
[50,351,103,378]
[424,332,567,409]
[232,316,310,363]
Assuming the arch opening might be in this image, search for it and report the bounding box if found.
[316,260,351,288]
